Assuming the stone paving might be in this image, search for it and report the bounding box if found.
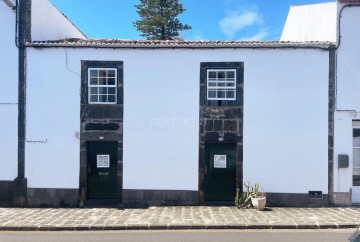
[0,207,360,231]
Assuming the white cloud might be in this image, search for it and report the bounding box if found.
[219,9,263,38]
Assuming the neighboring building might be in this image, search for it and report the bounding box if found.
[0,0,359,207]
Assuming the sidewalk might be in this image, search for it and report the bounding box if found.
[0,206,360,231]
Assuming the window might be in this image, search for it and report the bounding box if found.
[207,69,236,101]
[97,155,110,168]
[353,128,360,186]
[200,62,243,107]
[88,68,117,104]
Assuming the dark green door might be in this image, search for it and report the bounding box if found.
[205,143,236,202]
[87,141,118,199]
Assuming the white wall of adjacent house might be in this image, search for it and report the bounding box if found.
[26,47,329,194]
[31,0,86,41]
[0,1,18,181]
[334,4,360,203]
[281,2,337,42]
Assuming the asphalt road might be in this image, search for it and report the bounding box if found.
[0,230,357,242]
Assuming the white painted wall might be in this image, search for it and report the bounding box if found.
[334,6,360,195]
[0,2,18,180]
[242,49,329,193]
[31,0,86,41]
[281,2,337,42]
[26,47,329,194]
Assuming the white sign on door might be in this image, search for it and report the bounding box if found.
[214,154,227,168]
[97,155,110,168]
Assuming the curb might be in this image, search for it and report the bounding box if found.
[0,224,359,231]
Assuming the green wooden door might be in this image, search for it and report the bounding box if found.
[205,143,236,202]
[87,141,118,199]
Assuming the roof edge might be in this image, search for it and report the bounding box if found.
[26,39,335,50]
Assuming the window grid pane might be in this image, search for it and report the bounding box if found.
[353,129,360,186]
[88,68,117,104]
[207,69,236,101]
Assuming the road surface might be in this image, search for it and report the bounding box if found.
[0,229,357,242]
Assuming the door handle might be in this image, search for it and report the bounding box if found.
[99,172,108,176]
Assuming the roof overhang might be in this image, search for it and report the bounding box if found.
[2,0,15,8]
[338,0,360,3]
[26,39,335,50]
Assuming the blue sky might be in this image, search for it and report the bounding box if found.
[50,0,332,41]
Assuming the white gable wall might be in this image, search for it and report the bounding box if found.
[31,0,86,41]
[26,47,329,194]
[0,2,18,180]
[334,5,360,194]
[281,2,337,42]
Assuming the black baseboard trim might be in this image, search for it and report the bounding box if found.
[0,180,14,207]
[122,189,198,206]
[266,193,329,207]
[27,188,78,207]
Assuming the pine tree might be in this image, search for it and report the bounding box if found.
[134,0,192,40]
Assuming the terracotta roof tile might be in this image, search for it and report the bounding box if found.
[27,39,334,49]
[338,0,360,3]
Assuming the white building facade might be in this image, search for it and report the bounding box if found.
[0,0,359,207]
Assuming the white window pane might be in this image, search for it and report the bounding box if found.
[226,82,235,87]
[99,95,107,102]
[354,168,360,175]
[90,95,98,103]
[226,71,235,79]
[99,87,107,94]
[226,90,235,99]
[208,71,216,79]
[354,169,360,185]
[90,78,97,85]
[108,78,116,85]
[354,129,360,146]
[108,87,116,95]
[208,82,216,87]
[217,90,226,98]
[90,70,98,77]
[218,82,226,87]
[217,71,225,79]
[99,70,106,77]
[90,87,98,94]
[99,78,106,85]
[208,91,216,98]
[354,149,360,167]
[108,70,116,77]
[108,95,116,103]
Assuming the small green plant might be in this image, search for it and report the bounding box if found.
[236,182,266,208]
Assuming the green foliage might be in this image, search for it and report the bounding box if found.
[236,182,266,208]
[134,0,192,40]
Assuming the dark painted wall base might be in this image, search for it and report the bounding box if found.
[27,188,78,207]
[13,178,27,206]
[2,186,337,208]
[122,189,198,206]
[266,193,330,207]
[0,181,13,207]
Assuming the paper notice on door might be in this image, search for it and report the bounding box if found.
[97,155,110,168]
[214,154,227,168]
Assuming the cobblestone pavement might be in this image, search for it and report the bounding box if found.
[0,207,360,231]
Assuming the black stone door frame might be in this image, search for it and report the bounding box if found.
[198,62,244,203]
[79,60,124,205]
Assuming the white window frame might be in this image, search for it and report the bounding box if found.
[353,123,360,186]
[207,69,236,101]
[97,155,110,168]
[88,68,117,104]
